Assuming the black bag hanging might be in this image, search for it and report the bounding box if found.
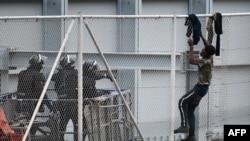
[213,12,223,56]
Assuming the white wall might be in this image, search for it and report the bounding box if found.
[0,0,43,51]
[213,0,250,13]
[66,0,118,53]
[68,0,117,15]
[141,0,188,15]
[0,0,42,16]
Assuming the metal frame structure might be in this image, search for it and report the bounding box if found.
[1,13,250,141]
[84,89,134,141]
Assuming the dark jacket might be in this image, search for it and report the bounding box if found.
[52,68,78,99]
[17,67,53,113]
[214,12,222,56]
[82,72,107,98]
[17,67,45,99]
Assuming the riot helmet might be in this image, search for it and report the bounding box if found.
[59,55,76,69]
[82,60,100,73]
[29,54,47,70]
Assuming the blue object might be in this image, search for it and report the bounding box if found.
[188,14,201,45]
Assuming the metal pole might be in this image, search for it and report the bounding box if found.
[83,19,145,141]
[22,19,75,141]
[169,13,176,141]
[1,13,250,20]
[77,13,83,141]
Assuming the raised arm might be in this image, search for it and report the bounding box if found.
[200,33,210,46]
[188,39,198,65]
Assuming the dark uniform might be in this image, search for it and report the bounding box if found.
[82,60,112,99]
[17,67,46,114]
[16,54,52,134]
[82,60,112,140]
[17,54,52,115]
[83,72,108,98]
[52,55,78,141]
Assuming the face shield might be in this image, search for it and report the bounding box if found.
[38,54,48,63]
[59,54,76,69]
[91,60,100,72]
[29,54,47,65]
[68,55,76,63]
[29,54,47,71]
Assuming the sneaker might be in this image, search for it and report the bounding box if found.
[181,135,196,141]
[174,126,188,133]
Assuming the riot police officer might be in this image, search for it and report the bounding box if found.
[82,60,113,140]
[17,54,52,116]
[82,59,112,98]
[52,55,78,141]
[16,54,53,135]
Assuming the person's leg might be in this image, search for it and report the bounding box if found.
[188,93,201,135]
[42,95,54,112]
[181,106,196,141]
[174,89,195,133]
[28,101,38,135]
[181,93,201,141]
[82,104,88,140]
[187,104,196,136]
[70,101,79,141]
[59,100,69,141]
[179,96,188,127]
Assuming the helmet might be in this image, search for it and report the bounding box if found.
[82,60,100,73]
[59,55,75,68]
[29,54,47,66]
